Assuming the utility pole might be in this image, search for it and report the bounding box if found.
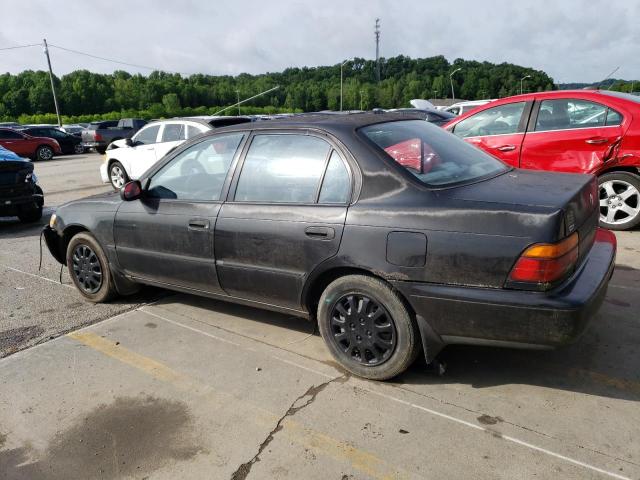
[43,39,62,127]
[340,60,348,111]
[520,75,531,95]
[236,89,241,115]
[374,18,381,82]
[450,67,462,101]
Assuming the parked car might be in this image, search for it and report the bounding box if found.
[61,124,85,137]
[100,116,253,189]
[444,100,494,116]
[0,128,62,161]
[444,90,640,230]
[21,126,84,155]
[0,146,44,222]
[81,118,147,154]
[43,113,616,380]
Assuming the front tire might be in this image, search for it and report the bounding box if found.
[36,145,54,161]
[598,172,640,230]
[66,232,117,302]
[108,161,129,190]
[318,275,420,380]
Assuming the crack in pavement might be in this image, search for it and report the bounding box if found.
[230,374,349,480]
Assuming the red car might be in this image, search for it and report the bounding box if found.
[444,90,640,230]
[0,128,62,161]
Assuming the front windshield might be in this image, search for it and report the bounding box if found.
[359,119,508,187]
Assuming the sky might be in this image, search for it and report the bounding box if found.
[0,0,638,83]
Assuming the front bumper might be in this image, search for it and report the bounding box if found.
[99,162,109,183]
[0,190,44,217]
[393,229,617,349]
[43,225,65,264]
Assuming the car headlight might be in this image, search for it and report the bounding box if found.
[49,213,57,228]
[25,172,37,183]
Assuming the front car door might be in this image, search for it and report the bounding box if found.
[215,132,353,311]
[113,132,246,293]
[449,101,531,167]
[126,124,162,179]
[0,129,30,156]
[520,98,626,173]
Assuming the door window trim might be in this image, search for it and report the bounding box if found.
[526,98,624,134]
[226,130,356,206]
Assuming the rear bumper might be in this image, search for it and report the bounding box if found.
[393,229,616,349]
[82,141,107,149]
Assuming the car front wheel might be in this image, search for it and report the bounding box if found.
[599,172,640,230]
[66,232,117,302]
[318,274,421,380]
[108,161,129,190]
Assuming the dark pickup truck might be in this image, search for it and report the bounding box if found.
[81,118,147,154]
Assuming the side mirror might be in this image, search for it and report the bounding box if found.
[120,180,142,201]
[124,138,133,147]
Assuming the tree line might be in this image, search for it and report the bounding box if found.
[1,55,558,123]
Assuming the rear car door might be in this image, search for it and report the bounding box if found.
[127,124,162,179]
[113,132,246,293]
[215,132,353,310]
[520,98,625,172]
[450,101,530,167]
[155,122,188,159]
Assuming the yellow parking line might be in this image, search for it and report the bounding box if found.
[68,331,415,480]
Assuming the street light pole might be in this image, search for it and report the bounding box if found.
[520,75,531,95]
[340,60,348,111]
[236,89,240,115]
[42,39,62,127]
[450,68,462,101]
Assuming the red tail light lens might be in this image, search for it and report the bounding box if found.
[94,132,103,141]
[509,233,579,286]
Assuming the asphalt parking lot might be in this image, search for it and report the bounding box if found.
[1,153,639,479]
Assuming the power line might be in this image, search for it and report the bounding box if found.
[0,43,42,51]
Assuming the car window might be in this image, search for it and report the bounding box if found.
[147,133,244,201]
[319,151,351,203]
[535,99,608,131]
[447,106,461,115]
[234,134,331,203]
[134,125,160,145]
[186,125,204,139]
[0,130,24,139]
[453,102,525,138]
[361,120,508,187]
[47,129,67,138]
[606,108,623,126]
[161,123,185,142]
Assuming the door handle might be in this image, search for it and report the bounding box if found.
[585,138,608,145]
[305,226,335,240]
[188,218,210,230]
[496,144,516,152]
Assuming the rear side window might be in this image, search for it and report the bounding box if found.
[606,108,623,126]
[134,125,160,145]
[361,120,508,187]
[535,99,610,131]
[161,123,185,142]
[187,125,204,139]
[319,151,350,203]
[234,134,330,203]
[453,102,525,138]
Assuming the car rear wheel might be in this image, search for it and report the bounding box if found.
[109,161,129,190]
[598,172,640,230]
[318,274,420,380]
[66,232,117,302]
[36,145,54,161]
[74,143,84,154]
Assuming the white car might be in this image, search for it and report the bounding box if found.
[100,117,251,189]
[444,100,495,116]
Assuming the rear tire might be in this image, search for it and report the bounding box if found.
[74,143,85,154]
[36,145,54,161]
[598,172,640,231]
[318,274,420,380]
[66,232,117,303]
[108,161,129,190]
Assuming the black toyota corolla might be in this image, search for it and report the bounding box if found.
[43,113,616,380]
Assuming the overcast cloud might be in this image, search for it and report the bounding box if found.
[0,0,638,83]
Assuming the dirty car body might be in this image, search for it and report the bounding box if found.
[43,113,616,379]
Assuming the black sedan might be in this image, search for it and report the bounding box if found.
[21,126,84,155]
[43,113,616,380]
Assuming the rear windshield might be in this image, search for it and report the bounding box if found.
[600,91,640,104]
[359,120,508,187]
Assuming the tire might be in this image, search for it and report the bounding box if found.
[74,143,85,154]
[96,147,106,154]
[35,145,54,161]
[18,206,42,223]
[598,172,640,231]
[108,161,129,190]
[318,274,420,380]
[66,232,117,303]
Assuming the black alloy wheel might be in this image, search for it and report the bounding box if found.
[329,293,397,366]
[71,244,103,294]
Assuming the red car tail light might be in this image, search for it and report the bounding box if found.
[94,132,103,141]
[509,232,579,286]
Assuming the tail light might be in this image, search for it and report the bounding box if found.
[508,232,579,288]
[94,132,103,141]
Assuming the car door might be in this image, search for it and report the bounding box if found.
[155,122,188,159]
[215,132,353,311]
[450,101,530,167]
[0,129,30,156]
[126,124,162,179]
[113,132,246,293]
[520,98,626,173]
